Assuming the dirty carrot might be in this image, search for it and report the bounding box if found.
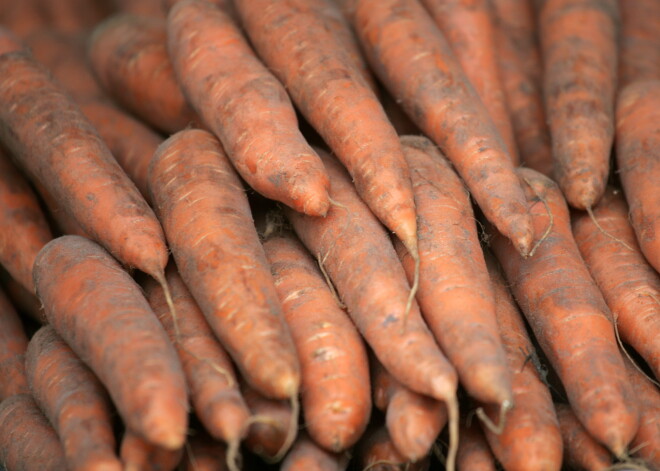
[356,426,430,471]
[120,429,184,471]
[456,420,497,471]
[0,285,29,400]
[557,404,613,471]
[618,0,660,88]
[1,275,44,323]
[281,432,349,471]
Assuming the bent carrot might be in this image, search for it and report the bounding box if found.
[618,0,660,88]
[456,421,497,471]
[624,358,659,469]
[33,235,188,450]
[25,326,122,471]
[0,286,29,400]
[557,404,613,471]
[120,430,183,471]
[282,432,349,471]
[356,426,430,471]
[491,168,639,456]
[167,0,330,217]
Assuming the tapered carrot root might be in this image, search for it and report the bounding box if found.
[263,230,371,452]
[491,168,639,456]
[356,426,430,471]
[623,358,659,469]
[0,394,67,470]
[120,430,183,471]
[167,0,330,217]
[456,421,497,471]
[0,286,29,400]
[235,0,418,254]
[89,14,198,133]
[540,0,618,209]
[25,326,121,471]
[182,432,228,471]
[557,404,613,471]
[572,187,660,379]
[616,81,660,273]
[33,236,188,450]
[282,432,349,471]
[396,136,512,408]
[0,149,52,292]
[344,0,533,256]
[144,265,250,445]
[148,129,300,400]
[618,0,660,88]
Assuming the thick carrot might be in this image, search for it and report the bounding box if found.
[32,180,89,238]
[36,0,112,35]
[25,326,122,471]
[0,149,52,292]
[144,265,250,446]
[282,432,349,471]
[148,129,300,400]
[371,356,447,462]
[623,358,659,469]
[557,404,613,471]
[572,187,660,379]
[618,0,660,88]
[395,136,512,409]
[490,167,639,456]
[0,286,29,400]
[482,256,563,471]
[356,426,430,471]
[88,14,198,134]
[420,0,519,164]
[616,80,660,273]
[263,229,371,452]
[235,0,418,255]
[120,430,183,471]
[0,394,67,470]
[456,421,497,471]
[33,235,188,450]
[1,275,44,323]
[167,0,330,217]
[182,432,228,471]
[342,0,533,255]
[539,0,618,209]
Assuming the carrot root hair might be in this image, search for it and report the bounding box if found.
[226,438,242,471]
[475,399,512,436]
[155,272,181,338]
[271,394,299,462]
[401,245,420,334]
[522,177,553,258]
[317,252,346,309]
[445,395,459,471]
[612,314,660,388]
[362,459,407,471]
[586,206,634,252]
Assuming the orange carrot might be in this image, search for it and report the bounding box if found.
[491,167,639,456]
[539,0,618,209]
[25,326,122,471]
[572,187,660,379]
[616,80,660,273]
[167,0,330,217]
[1,275,44,323]
[0,26,25,54]
[282,432,349,471]
[356,426,430,471]
[623,358,659,469]
[32,180,89,238]
[557,404,613,471]
[456,421,497,471]
[0,1,48,38]
[618,0,660,88]
[182,432,228,471]
[33,235,188,450]
[120,429,183,471]
[0,285,29,400]
[161,0,237,21]
[342,0,533,255]
[263,229,371,452]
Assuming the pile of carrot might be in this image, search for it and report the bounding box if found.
[0,0,658,470]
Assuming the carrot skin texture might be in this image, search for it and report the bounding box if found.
[0,394,68,470]
[148,129,300,399]
[345,0,533,255]
[182,433,228,471]
[396,136,512,407]
[1,275,44,323]
[33,236,188,450]
[263,232,371,452]
[235,0,417,252]
[616,80,660,273]
[0,26,25,55]
[572,187,660,379]
[618,0,660,88]
[0,286,29,400]
[557,404,612,471]
[145,265,250,444]
[456,421,497,471]
[286,150,458,403]
[281,432,349,471]
[624,358,660,468]
[0,149,52,293]
[120,430,183,471]
[167,0,330,217]
[540,0,618,209]
[356,426,430,471]
[25,326,122,471]
[491,168,639,456]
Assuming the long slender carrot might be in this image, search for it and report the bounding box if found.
[0,285,29,400]
[281,432,349,471]
[0,149,52,293]
[557,404,613,471]
[456,420,497,471]
[33,235,188,450]
[25,326,122,471]
[263,229,371,452]
[342,0,533,256]
[616,80,660,273]
[572,187,660,379]
[539,0,618,209]
[356,426,430,471]
[120,430,183,471]
[167,0,330,217]
[490,167,639,456]
[182,432,228,471]
[623,358,659,469]
[0,394,67,470]
[618,0,660,88]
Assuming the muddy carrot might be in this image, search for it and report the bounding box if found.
[120,430,183,471]
[457,420,497,471]
[623,358,659,469]
[356,426,430,471]
[557,404,613,471]
[0,286,29,400]
[1,275,44,323]
[282,432,349,471]
[618,0,660,88]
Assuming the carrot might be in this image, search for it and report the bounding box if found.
[342,0,533,256]
[0,26,24,55]
[356,426,430,471]
[263,228,371,452]
[456,420,497,471]
[286,149,459,470]
[0,0,48,38]
[0,148,52,292]
[0,285,29,400]
[371,355,447,462]
[25,325,122,471]
[557,404,613,471]
[167,0,330,217]
[32,180,89,238]
[490,167,639,456]
[182,432,228,471]
[281,432,349,471]
[112,0,166,18]
[0,394,67,470]
[1,275,44,323]
[161,0,237,20]
[235,0,418,256]
[482,256,563,471]
[618,0,660,88]
[616,80,660,273]
[572,187,660,379]
[88,14,198,134]
[33,235,188,450]
[539,0,618,209]
[395,136,512,410]
[35,0,112,35]
[120,429,184,471]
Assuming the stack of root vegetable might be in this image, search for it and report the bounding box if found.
[0,0,658,470]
